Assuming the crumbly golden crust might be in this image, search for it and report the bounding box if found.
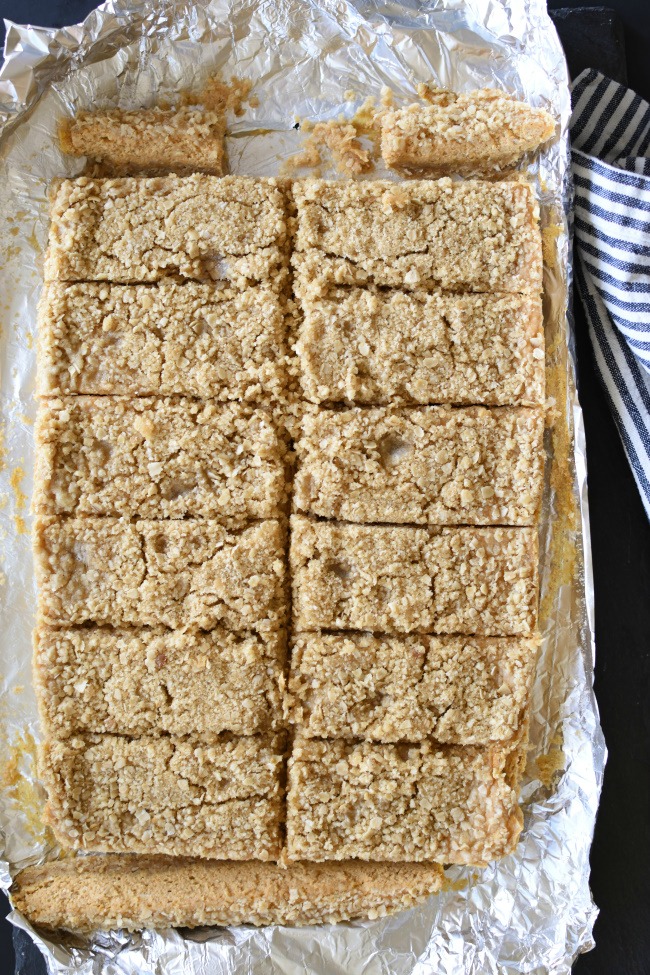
[286,736,524,864]
[35,517,287,633]
[295,287,544,406]
[12,856,444,932]
[41,733,284,859]
[293,406,545,525]
[290,516,538,636]
[34,397,290,520]
[35,626,285,737]
[286,632,539,743]
[59,105,227,176]
[37,282,288,400]
[381,90,555,173]
[293,177,542,295]
[45,175,288,286]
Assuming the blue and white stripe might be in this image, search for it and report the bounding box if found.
[571,68,650,519]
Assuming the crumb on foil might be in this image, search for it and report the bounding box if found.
[2,728,55,847]
[535,730,565,787]
[183,75,255,117]
[10,466,27,512]
[542,223,562,268]
[283,95,388,176]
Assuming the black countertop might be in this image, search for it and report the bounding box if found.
[1,3,649,973]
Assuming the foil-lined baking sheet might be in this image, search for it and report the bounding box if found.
[0,1,606,972]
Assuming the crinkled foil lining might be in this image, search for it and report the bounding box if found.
[0,1,605,972]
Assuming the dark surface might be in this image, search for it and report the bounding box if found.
[551,6,627,85]
[1,2,650,974]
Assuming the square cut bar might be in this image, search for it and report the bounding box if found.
[45,175,288,286]
[40,733,284,860]
[34,397,289,520]
[381,89,555,174]
[35,626,285,738]
[286,633,539,743]
[294,406,544,526]
[290,516,538,636]
[296,287,544,406]
[59,105,226,176]
[37,282,288,400]
[286,737,524,864]
[293,177,542,295]
[12,856,444,932]
[35,517,286,633]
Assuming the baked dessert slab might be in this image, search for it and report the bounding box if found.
[44,175,288,285]
[59,105,227,176]
[34,626,285,737]
[35,517,286,632]
[295,287,544,406]
[290,516,538,636]
[37,282,288,400]
[293,406,545,525]
[34,397,289,520]
[26,136,547,928]
[286,736,523,864]
[293,177,542,294]
[286,632,539,743]
[12,856,444,932]
[41,733,284,859]
[381,89,555,173]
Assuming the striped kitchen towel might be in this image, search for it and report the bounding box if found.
[571,68,650,519]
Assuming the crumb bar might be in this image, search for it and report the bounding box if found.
[12,856,444,932]
[381,90,555,173]
[286,736,523,864]
[34,397,289,520]
[37,282,287,400]
[294,406,544,525]
[296,287,544,406]
[41,733,284,859]
[35,517,286,632]
[286,632,539,743]
[293,177,542,295]
[45,175,288,285]
[35,626,284,738]
[290,516,538,636]
[59,105,226,176]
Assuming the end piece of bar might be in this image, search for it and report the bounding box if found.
[294,406,545,525]
[34,397,289,520]
[35,517,287,633]
[286,736,524,864]
[45,175,288,286]
[290,516,538,636]
[37,282,288,400]
[293,177,542,295]
[35,626,284,737]
[12,856,444,932]
[59,105,226,176]
[296,287,544,406]
[40,733,284,859]
[381,89,555,173]
[286,632,538,743]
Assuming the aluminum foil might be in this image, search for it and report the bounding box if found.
[0,1,606,972]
